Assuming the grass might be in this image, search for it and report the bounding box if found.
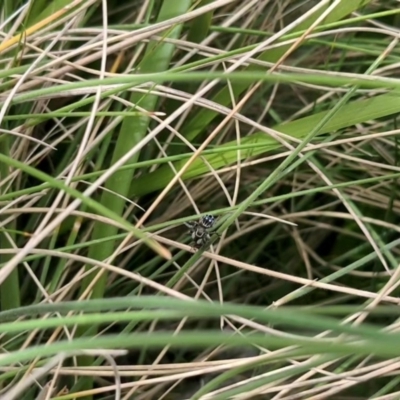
[1,0,400,399]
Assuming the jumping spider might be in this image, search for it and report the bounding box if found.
[184,214,220,250]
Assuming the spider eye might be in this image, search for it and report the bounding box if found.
[200,214,215,228]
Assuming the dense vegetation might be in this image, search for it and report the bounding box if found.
[1,0,400,399]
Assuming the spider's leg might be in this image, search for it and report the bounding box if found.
[189,240,200,252]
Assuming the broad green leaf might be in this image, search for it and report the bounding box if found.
[131,91,400,196]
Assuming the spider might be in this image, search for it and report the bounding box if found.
[184,214,220,250]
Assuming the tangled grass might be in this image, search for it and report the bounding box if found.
[1,0,400,399]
